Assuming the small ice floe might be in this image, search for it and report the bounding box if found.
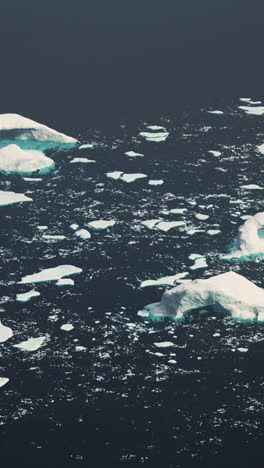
[148,179,164,186]
[207,110,224,115]
[0,321,13,343]
[19,265,82,284]
[0,378,9,389]
[106,171,124,180]
[56,278,75,286]
[154,221,186,232]
[141,219,162,229]
[257,144,264,154]
[14,336,46,351]
[240,215,251,221]
[79,143,97,149]
[195,213,209,221]
[207,229,221,235]
[223,212,264,259]
[169,208,188,215]
[140,272,189,288]
[0,190,32,206]
[75,229,91,239]
[240,184,263,190]
[43,235,66,240]
[147,125,166,131]
[88,220,115,230]
[239,106,264,115]
[75,346,87,352]
[189,254,208,270]
[154,341,175,348]
[70,223,79,230]
[70,157,96,163]
[208,150,221,157]
[168,359,177,364]
[23,177,42,182]
[239,98,252,102]
[237,347,248,353]
[124,151,144,157]
[139,131,169,142]
[0,144,54,175]
[60,323,74,332]
[37,225,48,230]
[137,310,150,318]
[16,289,40,302]
[106,171,147,183]
[187,229,205,235]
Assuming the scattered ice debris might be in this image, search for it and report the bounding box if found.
[0,144,54,174]
[140,272,189,288]
[240,184,263,190]
[37,225,48,230]
[75,229,91,239]
[124,151,144,157]
[0,113,77,145]
[148,179,164,186]
[169,208,188,215]
[56,278,74,286]
[19,265,82,284]
[60,324,74,332]
[0,378,9,389]
[14,336,46,352]
[70,157,96,163]
[154,342,175,348]
[208,150,221,157]
[143,272,264,322]
[88,220,115,230]
[195,213,209,221]
[207,110,224,115]
[0,321,13,343]
[154,221,186,232]
[70,223,79,230]
[239,106,264,115]
[43,235,66,240]
[139,131,169,142]
[79,143,97,149]
[189,254,208,270]
[207,229,221,235]
[16,289,40,302]
[0,190,32,206]
[223,212,264,259]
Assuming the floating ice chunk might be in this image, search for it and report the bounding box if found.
[207,229,221,235]
[187,229,205,235]
[154,341,175,348]
[16,289,40,302]
[75,346,87,351]
[139,131,169,142]
[79,143,97,149]
[60,323,74,331]
[190,257,208,270]
[37,225,48,230]
[207,110,224,115]
[240,215,251,221]
[142,219,162,229]
[88,220,115,230]
[0,113,77,145]
[168,359,177,364]
[224,212,264,259]
[140,272,189,288]
[43,235,66,240]
[0,144,54,174]
[70,223,79,230]
[155,221,185,232]
[169,208,188,215]
[0,378,9,388]
[19,265,82,284]
[14,336,46,351]
[56,278,74,286]
[208,150,221,157]
[257,143,264,154]
[23,177,42,181]
[70,157,96,163]
[106,171,124,180]
[147,125,166,131]
[137,310,150,317]
[239,106,264,115]
[75,229,91,239]
[148,179,164,186]
[144,272,264,322]
[237,347,248,353]
[240,184,263,190]
[0,321,13,343]
[239,98,252,102]
[121,173,147,183]
[230,199,244,204]
[0,190,32,206]
[124,151,144,157]
[195,213,209,221]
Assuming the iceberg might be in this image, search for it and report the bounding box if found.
[257,144,264,154]
[148,179,164,186]
[70,157,96,163]
[121,173,147,183]
[56,278,74,286]
[0,377,9,389]
[224,212,264,259]
[16,289,40,302]
[207,110,224,115]
[139,131,169,142]
[0,190,32,206]
[60,323,74,331]
[169,208,188,215]
[195,213,209,220]
[240,184,263,190]
[143,272,264,322]
[75,228,91,239]
[0,321,13,343]
[14,336,46,351]
[239,106,264,115]
[208,150,221,157]
[0,144,54,174]
[88,220,115,230]
[19,264,82,284]
[154,341,175,348]
[207,229,221,235]
[124,151,144,157]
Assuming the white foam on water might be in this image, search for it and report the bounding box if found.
[0,190,32,206]
[16,289,40,302]
[19,265,82,284]
[88,220,115,230]
[14,336,46,351]
[0,321,13,343]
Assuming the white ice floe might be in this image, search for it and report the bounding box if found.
[154,221,186,232]
[187,229,205,235]
[23,177,42,181]
[169,208,188,215]
[0,190,32,206]
[14,336,46,351]
[190,256,208,270]
[121,173,147,183]
[60,323,74,332]
[0,321,13,343]
[79,143,96,149]
[147,125,166,131]
[148,179,164,186]
[37,225,48,230]
[75,229,91,239]
[70,157,96,163]
[141,219,162,229]
[19,265,82,284]
[143,272,264,322]
[43,235,66,240]
[154,342,175,348]
[106,171,124,180]
[239,98,252,102]
[240,184,263,190]
[140,272,189,288]
[0,378,9,388]
[56,278,75,286]
[207,229,221,235]
[207,110,224,115]
[224,212,264,259]
[239,106,264,115]
[70,223,79,230]
[195,213,209,221]
[257,144,264,154]
[0,113,77,144]
[88,220,115,230]
[124,151,144,157]
[139,131,169,142]
[208,150,221,157]
[16,289,40,302]
[0,144,54,174]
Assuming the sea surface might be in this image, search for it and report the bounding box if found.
[1,100,264,467]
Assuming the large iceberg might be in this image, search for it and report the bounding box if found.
[142,272,264,322]
[224,212,264,259]
[0,190,32,206]
[19,264,82,284]
[0,144,54,174]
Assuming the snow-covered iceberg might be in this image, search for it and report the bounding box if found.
[142,272,264,322]
[0,190,32,206]
[223,212,264,260]
[0,144,54,174]
[19,264,82,284]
